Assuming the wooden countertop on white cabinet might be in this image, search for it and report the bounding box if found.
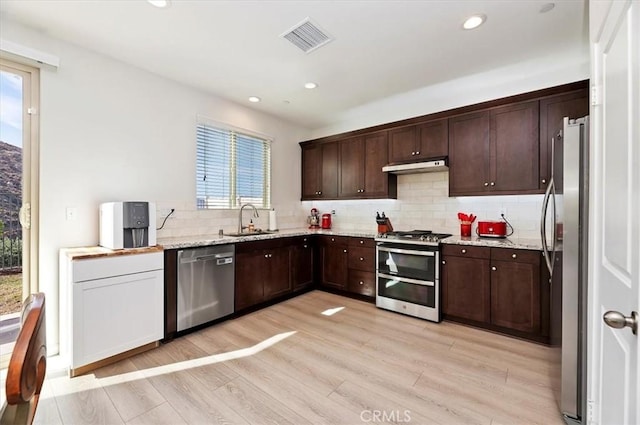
[59,246,164,376]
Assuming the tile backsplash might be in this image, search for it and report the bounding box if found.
[156,171,545,240]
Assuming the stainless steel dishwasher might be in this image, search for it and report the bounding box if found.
[177,245,235,332]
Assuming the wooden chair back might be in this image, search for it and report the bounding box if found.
[1,293,46,425]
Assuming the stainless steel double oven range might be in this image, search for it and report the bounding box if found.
[375,230,451,322]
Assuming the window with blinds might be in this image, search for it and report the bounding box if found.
[196,123,271,209]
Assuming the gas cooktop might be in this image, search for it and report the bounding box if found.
[376,229,452,245]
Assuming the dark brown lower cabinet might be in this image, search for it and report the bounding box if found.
[291,236,314,291]
[235,250,266,310]
[346,237,376,298]
[490,249,541,334]
[318,235,376,299]
[441,245,491,323]
[347,269,375,297]
[235,238,293,311]
[319,236,349,289]
[442,244,549,343]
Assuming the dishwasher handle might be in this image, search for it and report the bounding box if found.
[178,250,234,265]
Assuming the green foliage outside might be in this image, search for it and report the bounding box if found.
[1,236,22,268]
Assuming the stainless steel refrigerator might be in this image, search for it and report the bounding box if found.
[540,116,589,425]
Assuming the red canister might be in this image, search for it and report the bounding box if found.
[321,213,332,229]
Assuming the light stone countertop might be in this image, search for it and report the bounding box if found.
[441,235,543,251]
[158,228,378,250]
[159,228,543,251]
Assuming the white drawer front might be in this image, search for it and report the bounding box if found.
[72,252,163,282]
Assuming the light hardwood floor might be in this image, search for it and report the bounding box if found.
[32,291,564,425]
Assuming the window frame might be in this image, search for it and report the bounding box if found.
[196,118,272,210]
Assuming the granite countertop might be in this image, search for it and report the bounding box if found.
[158,228,377,250]
[61,245,165,260]
[158,228,543,251]
[441,235,543,251]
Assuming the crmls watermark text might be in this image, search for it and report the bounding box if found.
[360,410,412,423]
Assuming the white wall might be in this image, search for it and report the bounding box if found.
[1,19,310,354]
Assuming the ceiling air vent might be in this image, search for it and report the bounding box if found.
[281,18,333,53]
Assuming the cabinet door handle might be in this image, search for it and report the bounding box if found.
[484,182,489,187]
[411,151,416,155]
[461,249,466,254]
[331,238,335,242]
[542,179,547,184]
[490,182,495,186]
[492,266,497,271]
[360,257,364,261]
[264,254,269,258]
[442,260,446,265]
[360,240,364,244]
[359,281,364,285]
[343,249,348,253]
[512,253,517,259]
[303,245,308,248]
[416,151,420,155]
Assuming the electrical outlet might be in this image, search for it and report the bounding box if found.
[331,209,336,215]
[499,207,508,217]
[66,207,77,221]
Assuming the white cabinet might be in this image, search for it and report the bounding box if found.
[60,247,164,375]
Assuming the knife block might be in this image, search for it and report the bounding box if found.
[377,219,393,234]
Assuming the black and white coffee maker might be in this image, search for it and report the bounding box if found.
[99,201,157,249]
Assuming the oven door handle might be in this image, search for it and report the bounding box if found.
[377,273,435,287]
[377,246,435,257]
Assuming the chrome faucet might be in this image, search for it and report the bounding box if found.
[238,203,259,233]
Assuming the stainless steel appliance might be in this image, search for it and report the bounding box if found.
[177,245,235,332]
[382,157,448,174]
[375,230,451,322]
[540,116,589,424]
[99,201,157,250]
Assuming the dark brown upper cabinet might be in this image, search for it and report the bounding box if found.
[301,142,338,200]
[538,89,589,190]
[388,119,448,164]
[449,100,540,196]
[300,80,588,199]
[339,131,395,199]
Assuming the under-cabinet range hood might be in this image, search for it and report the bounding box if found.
[382,157,448,174]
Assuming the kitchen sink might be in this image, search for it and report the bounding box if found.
[224,230,277,237]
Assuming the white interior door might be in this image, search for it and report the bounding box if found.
[589,1,639,424]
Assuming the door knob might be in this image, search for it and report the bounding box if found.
[603,310,638,335]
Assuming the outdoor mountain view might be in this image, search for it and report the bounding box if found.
[1,68,24,329]
[0,141,22,316]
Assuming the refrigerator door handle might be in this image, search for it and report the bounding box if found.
[541,178,554,276]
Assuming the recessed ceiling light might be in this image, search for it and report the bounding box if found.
[248,96,261,103]
[463,14,486,30]
[147,0,170,8]
[304,82,318,89]
[540,3,555,13]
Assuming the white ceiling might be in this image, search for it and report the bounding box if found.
[0,0,588,130]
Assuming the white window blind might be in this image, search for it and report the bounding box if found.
[196,123,271,209]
